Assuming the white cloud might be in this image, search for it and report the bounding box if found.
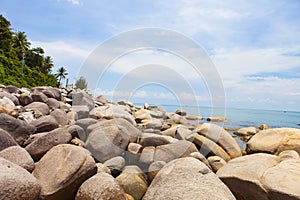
[67,0,80,5]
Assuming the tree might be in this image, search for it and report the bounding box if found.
[75,76,88,90]
[0,15,13,55]
[55,67,68,86]
[42,56,53,73]
[13,31,31,73]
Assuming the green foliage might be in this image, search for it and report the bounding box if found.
[75,76,88,90]
[55,67,68,86]
[0,15,58,87]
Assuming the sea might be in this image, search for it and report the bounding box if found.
[135,104,300,149]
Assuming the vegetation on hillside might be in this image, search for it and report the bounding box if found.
[75,76,88,90]
[0,14,59,87]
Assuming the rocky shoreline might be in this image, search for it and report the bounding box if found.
[0,84,299,200]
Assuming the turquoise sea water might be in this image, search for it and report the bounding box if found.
[136,104,300,149]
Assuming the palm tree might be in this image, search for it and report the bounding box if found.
[42,56,53,73]
[13,31,31,74]
[55,67,68,87]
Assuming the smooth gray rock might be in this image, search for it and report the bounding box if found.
[0,146,35,172]
[0,157,41,200]
[0,128,18,151]
[33,144,97,200]
[30,115,59,133]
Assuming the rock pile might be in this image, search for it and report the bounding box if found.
[0,84,299,200]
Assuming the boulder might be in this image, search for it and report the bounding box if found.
[176,125,193,140]
[186,133,231,161]
[139,146,155,164]
[103,156,126,176]
[50,109,69,126]
[72,105,90,119]
[5,85,20,93]
[0,128,18,151]
[166,113,190,126]
[189,151,211,169]
[0,113,36,146]
[207,156,226,173]
[67,124,85,138]
[143,157,236,200]
[96,163,111,174]
[85,119,131,162]
[72,92,94,111]
[25,127,72,160]
[194,123,242,159]
[31,92,48,103]
[247,128,300,155]
[24,102,50,115]
[235,126,258,136]
[128,143,143,154]
[217,153,300,200]
[262,159,300,199]
[39,87,62,101]
[90,104,136,125]
[0,97,17,116]
[75,172,127,200]
[207,116,228,122]
[0,146,35,172]
[46,98,62,109]
[139,133,178,147]
[186,115,204,120]
[0,91,19,105]
[116,166,148,200]
[75,118,99,141]
[147,161,166,182]
[175,109,187,116]
[30,115,59,133]
[154,140,199,163]
[95,95,108,106]
[0,157,41,200]
[33,144,97,200]
[19,93,33,106]
[259,124,269,130]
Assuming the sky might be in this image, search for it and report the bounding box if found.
[1,0,300,111]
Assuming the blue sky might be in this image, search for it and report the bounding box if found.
[1,0,300,111]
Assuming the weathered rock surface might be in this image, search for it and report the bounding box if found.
[247,128,300,155]
[33,144,97,200]
[143,157,236,200]
[85,119,131,162]
[0,113,36,145]
[217,152,300,200]
[207,156,226,173]
[0,128,18,151]
[30,115,59,133]
[25,127,72,160]
[90,104,136,125]
[194,123,242,159]
[24,101,50,115]
[207,116,228,122]
[72,92,95,111]
[50,109,69,126]
[75,172,127,200]
[0,157,41,200]
[235,126,258,136]
[0,146,35,172]
[116,166,148,200]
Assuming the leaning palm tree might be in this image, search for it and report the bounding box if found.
[42,56,54,73]
[55,67,68,87]
[13,31,31,74]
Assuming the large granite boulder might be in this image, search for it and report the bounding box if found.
[85,119,131,162]
[116,165,148,200]
[0,113,36,146]
[89,104,136,125]
[30,115,59,133]
[194,123,242,159]
[75,172,127,200]
[24,101,50,115]
[247,128,300,155]
[25,127,72,160]
[143,157,236,200]
[217,152,300,200]
[72,92,94,111]
[0,146,35,172]
[0,157,41,200]
[33,144,97,200]
[0,128,18,151]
